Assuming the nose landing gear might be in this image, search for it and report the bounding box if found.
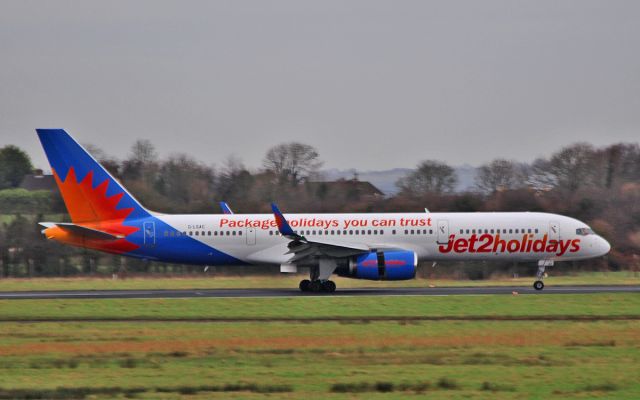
[534,260,553,291]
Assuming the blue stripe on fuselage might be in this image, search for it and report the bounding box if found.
[125,216,246,265]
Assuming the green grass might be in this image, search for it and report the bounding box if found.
[0,293,638,321]
[0,316,638,398]
[0,294,638,398]
[1,270,638,291]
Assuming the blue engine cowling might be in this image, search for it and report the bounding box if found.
[335,250,417,280]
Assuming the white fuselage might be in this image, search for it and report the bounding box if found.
[152,211,610,266]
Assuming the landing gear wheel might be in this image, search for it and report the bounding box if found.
[309,280,322,293]
[533,280,544,291]
[299,279,311,292]
[322,280,336,293]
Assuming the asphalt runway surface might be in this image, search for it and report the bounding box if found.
[0,285,638,300]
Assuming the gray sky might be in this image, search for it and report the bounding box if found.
[1,0,639,172]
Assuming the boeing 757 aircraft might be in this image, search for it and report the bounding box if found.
[36,129,610,292]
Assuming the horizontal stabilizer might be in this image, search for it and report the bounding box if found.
[39,222,124,241]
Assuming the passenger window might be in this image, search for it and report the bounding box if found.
[349,230,353,235]
[429,229,433,234]
[535,229,539,234]
[472,229,476,234]
[392,230,396,235]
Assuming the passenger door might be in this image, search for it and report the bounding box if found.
[437,220,449,244]
[143,221,156,247]
[246,227,256,245]
[549,221,560,242]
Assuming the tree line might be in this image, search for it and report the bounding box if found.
[0,139,638,278]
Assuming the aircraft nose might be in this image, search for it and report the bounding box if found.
[598,236,611,256]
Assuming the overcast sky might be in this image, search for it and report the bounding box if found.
[1,0,639,172]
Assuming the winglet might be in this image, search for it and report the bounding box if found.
[219,201,234,215]
[271,203,298,238]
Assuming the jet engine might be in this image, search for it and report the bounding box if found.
[335,250,417,280]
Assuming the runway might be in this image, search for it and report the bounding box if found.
[0,285,638,300]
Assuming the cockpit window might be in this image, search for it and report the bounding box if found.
[576,227,595,236]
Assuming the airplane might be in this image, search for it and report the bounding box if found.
[36,129,611,293]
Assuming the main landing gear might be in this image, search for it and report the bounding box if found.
[299,258,338,293]
[299,279,336,293]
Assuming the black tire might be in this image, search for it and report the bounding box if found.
[299,279,311,292]
[533,280,544,291]
[309,280,322,292]
[322,280,336,293]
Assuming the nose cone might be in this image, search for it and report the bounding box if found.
[597,236,611,256]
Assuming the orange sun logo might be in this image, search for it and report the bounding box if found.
[50,167,140,254]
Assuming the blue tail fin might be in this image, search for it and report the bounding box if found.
[36,129,150,222]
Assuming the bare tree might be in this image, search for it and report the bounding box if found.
[475,159,525,194]
[528,143,599,192]
[396,160,457,196]
[122,139,158,181]
[263,142,322,185]
[601,143,640,188]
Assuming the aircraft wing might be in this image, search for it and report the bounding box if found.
[271,203,370,264]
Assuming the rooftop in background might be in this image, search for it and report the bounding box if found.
[306,179,384,199]
[19,170,57,192]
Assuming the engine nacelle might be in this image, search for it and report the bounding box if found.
[335,250,417,281]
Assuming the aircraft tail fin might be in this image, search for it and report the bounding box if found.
[36,129,150,223]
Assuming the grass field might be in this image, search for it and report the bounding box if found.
[0,270,638,292]
[0,293,639,399]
